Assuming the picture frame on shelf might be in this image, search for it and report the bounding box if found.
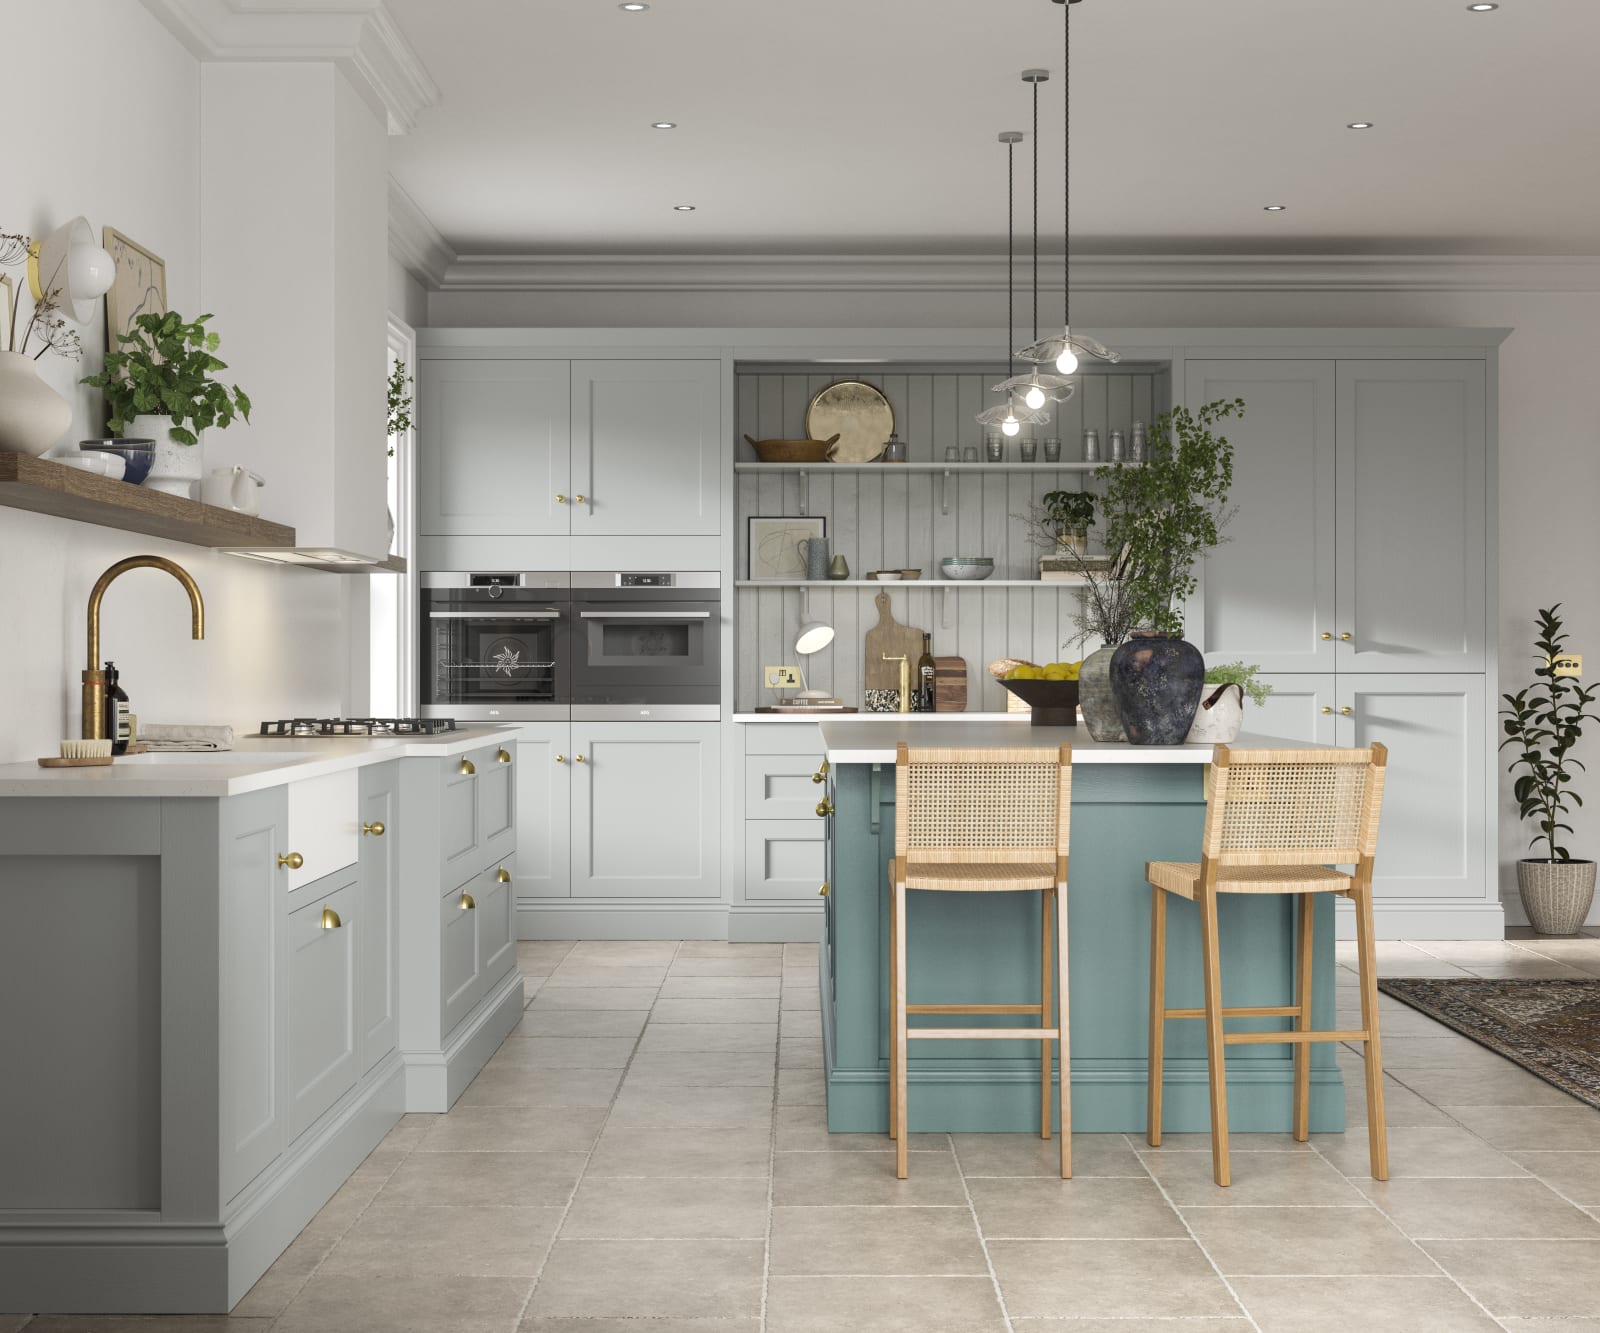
[102,228,167,349]
[747,515,825,582]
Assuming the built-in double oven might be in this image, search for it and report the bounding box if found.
[421,572,720,722]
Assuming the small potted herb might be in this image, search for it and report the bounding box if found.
[1502,605,1599,934]
[1042,489,1096,553]
[1187,661,1273,744]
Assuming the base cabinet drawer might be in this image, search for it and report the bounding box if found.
[287,880,359,1141]
[745,754,829,820]
[440,877,482,1035]
[744,819,827,902]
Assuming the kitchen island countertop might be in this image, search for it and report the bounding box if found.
[820,718,1313,764]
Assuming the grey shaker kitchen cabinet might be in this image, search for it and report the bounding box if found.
[357,762,399,1073]
[512,723,572,901]
[286,876,360,1141]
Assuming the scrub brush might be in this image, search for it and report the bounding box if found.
[59,739,113,759]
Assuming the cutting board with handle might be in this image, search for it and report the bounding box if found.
[863,591,927,692]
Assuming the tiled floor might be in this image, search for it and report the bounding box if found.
[7,930,1600,1332]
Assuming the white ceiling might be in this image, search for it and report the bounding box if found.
[385,0,1600,258]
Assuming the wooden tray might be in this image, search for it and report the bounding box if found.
[38,755,113,767]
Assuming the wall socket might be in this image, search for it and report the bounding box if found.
[1552,653,1583,678]
[764,665,801,689]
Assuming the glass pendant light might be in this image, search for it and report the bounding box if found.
[976,130,1050,435]
[1016,0,1120,373]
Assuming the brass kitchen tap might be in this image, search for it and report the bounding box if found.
[82,556,205,739]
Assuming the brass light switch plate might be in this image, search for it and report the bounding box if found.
[765,665,801,688]
[1552,653,1583,677]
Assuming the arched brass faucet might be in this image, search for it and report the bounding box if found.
[82,557,205,739]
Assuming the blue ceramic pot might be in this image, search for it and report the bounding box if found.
[1109,632,1205,746]
[80,439,156,486]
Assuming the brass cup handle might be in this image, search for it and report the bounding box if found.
[1340,706,1353,716]
[460,892,476,910]
[556,753,566,764]
[362,821,385,837]
[1321,706,1333,715]
[816,798,834,817]
[575,754,587,764]
[1321,632,1332,641]
[1340,632,1353,642]
[556,494,568,504]
[320,906,342,930]
[497,867,512,883]
[818,881,830,898]
[575,493,587,504]
[460,757,476,776]
[277,851,304,870]
[497,748,511,764]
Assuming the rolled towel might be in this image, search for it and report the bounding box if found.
[140,723,235,752]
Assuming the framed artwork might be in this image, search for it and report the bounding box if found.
[747,516,826,582]
[103,228,167,348]
[0,274,11,351]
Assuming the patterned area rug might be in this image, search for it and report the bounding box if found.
[1377,977,1600,1111]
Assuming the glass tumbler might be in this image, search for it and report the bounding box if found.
[1042,437,1062,463]
[984,433,1005,463]
[1019,439,1038,462]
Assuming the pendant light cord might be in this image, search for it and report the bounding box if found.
[1032,77,1040,342]
[1063,0,1071,332]
[1008,134,1016,381]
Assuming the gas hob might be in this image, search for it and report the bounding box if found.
[254,717,459,738]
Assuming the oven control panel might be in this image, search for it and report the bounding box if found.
[619,572,674,587]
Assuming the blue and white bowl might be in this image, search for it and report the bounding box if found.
[940,556,995,581]
[80,439,156,486]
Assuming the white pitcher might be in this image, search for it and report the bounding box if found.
[201,465,265,514]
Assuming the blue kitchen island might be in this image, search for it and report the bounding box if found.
[818,718,1345,1135]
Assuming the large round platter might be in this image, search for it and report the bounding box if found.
[805,381,895,463]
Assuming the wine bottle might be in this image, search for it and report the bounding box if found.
[915,633,937,713]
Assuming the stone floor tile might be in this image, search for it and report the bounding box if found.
[527,986,658,1010]
[622,1049,776,1087]
[274,1274,532,1332]
[1421,1239,1600,1317]
[376,1150,585,1207]
[587,1125,773,1178]
[777,1066,828,1106]
[527,1238,765,1319]
[636,1022,778,1053]
[1392,1063,1579,1107]
[522,1321,758,1333]
[768,1204,987,1276]
[783,967,820,988]
[562,1174,770,1239]
[227,1268,312,1319]
[1359,1175,1600,1239]
[1006,1321,1248,1331]
[417,1105,607,1153]
[780,1008,822,1037]
[778,1036,824,1068]
[773,1148,964,1205]
[1132,1132,1313,1153]
[518,940,575,971]
[970,1176,1187,1239]
[456,1065,624,1109]
[658,975,783,998]
[677,941,785,957]
[1318,1125,1528,1178]
[1408,941,1544,965]
[379,1113,437,1150]
[1445,1104,1600,1151]
[1507,1150,1600,1205]
[953,1133,1143,1178]
[668,956,785,977]
[782,985,820,1011]
[543,964,671,988]
[319,1203,563,1276]
[1230,1274,1502,1332]
[564,940,680,963]
[784,941,821,962]
[21,1320,277,1332]
[986,1238,1241,1318]
[1374,1035,1528,1070]
[1338,1003,1458,1038]
[775,1104,943,1153]
[649,996,780,1024]
[509,1008,648,1039]
[766,1275,1006,1332]
[1141,1144,1366,1206]
[1464,959,1595,978]
[1345,1072,1458,1127]
[487,1036,637,1069]
[1181,1204,1433,1276]
[608,1082,774,1129]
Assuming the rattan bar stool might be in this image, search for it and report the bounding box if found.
[1145,743,1390,1187]
[888,742,1072,1180]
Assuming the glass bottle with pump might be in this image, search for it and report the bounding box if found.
[103,660,131,755]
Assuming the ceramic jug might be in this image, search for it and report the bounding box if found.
[798,536,831,581]
[201,465,265,514]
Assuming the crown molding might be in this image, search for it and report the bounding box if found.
[388,178,453,289]
[141,0,438,133]
[420,251,1600,295]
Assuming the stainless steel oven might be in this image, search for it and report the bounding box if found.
[420,573,570,720]
[571,572,721,721]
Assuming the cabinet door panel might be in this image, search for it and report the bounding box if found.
[1338,675,1487,903]
[287,880,359,1141]
[745,753,828,820]
[744,819,826,902]
[480,862,516,984]
[1336,361,1486,671]
[439,757,480,890]
[440,877,482,1035]
[1251,675,1338,746]
[571,723,721,898]
[571,360,721,536]
[1186,361,1336,672]
[514,724,572,900]
[419,358,570,536]
[358,765,398,1073]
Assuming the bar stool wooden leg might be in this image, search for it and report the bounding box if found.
[1055,882,1071,1178]
[1147,885,1167,1147]
[1198,877,1231,1187]
[1354,880,1389,1180]
[893,879,909,1180]
[1040,889,1053,1141]
[887,865,898,1143]
[1293,891,1314,1142]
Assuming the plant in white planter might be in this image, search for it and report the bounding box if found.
[0,228,82,457]
[1501,605,1600,934]
[81,311,251,498]
[1187,661,1273,744]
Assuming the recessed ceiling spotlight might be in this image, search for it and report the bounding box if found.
[673,204,696,211]
[618,3,648,10]
[1263,204,1287,212]
[1466,3,1497,9]
[1347,121,1374,129]
[651,121,677,129]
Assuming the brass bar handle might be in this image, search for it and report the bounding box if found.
[362,821,385,837]
[816,797,834,817]
[818,881,830,898]
[460,757,476,776]
[1340,706,1353,716]
[277,851,303,870]
[497,868,512,883]
[320,906,342,930]
[497,748,511,764]
[575,754,586,764]
[460,892,476,910]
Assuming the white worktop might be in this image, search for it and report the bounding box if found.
[820,719,1315,765]
[733,712,1018,724]
[0,725,522,798]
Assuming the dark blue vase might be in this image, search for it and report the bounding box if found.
[1109,632,1205,746]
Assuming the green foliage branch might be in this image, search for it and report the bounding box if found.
[80,311,251,446]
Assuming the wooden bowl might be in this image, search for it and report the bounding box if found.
[998,678,1080,727]
[744,434,840,464]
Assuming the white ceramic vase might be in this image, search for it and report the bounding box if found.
[134,414,204,498]
[0,352,73,457]
[1186,682,1245,744]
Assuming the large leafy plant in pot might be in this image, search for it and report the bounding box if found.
[1501,605,1599,934]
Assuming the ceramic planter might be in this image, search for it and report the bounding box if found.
[1517,859,1596,935]
[0,352,73,457]
[1077,644,1126,742]
[134,414,204,498]
[1109,632,1205,746]
[1186,682,1245,744]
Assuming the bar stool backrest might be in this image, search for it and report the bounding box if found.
[1204,744,1388,867]
[895,743,1071,868]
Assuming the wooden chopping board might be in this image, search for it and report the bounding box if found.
[863,591,927,691]
[934,656,968,713]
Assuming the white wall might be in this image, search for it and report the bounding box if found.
[388,258,428,330]
[428,279,1600,924]
[0,2,349,763]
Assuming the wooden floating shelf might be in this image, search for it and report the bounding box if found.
[734,461,1138,474]
[735,578,1089,589]
[0,453,296,548]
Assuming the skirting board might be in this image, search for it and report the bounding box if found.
[518,901,824,942]
[403,967,526,1112]
[1333,898,1507,941]
[728,905,824,943]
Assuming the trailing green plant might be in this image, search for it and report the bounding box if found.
[1096,398,1243,636]
[80,311,251,445]
[1501,604,1600,863]
[387,359,413,456]
[1203,660,1273,707]
[1042,489,1095,534]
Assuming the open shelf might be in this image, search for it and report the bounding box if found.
[734,460,1137,474]
[0,453,296,549]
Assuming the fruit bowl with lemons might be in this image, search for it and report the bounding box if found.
[991,658,1082,727]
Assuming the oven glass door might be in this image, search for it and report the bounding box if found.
[424,601,568,711]
[572,602,719,708]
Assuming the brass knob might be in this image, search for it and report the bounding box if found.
[575,754,586,764]
[277,851,304,870]
[556,753,566,764]
[460,757,476,775]
[460,892,476,910]
[1340,632,1353,642]
[1321,632,1332,641]
[1340,706,1353,716]
[320,906,342,930]
[816,798,834,817]
[575,493,587,504]
[497,748,511,764]
[1321,706,1333,715]
[818,881,830,898]
[556,494,567,504]
[362,821,385,837]
[497,867,512,883]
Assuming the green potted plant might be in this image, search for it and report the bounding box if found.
[386,359,412,457]
[81,311,251,498]
[1501,605,1599,934]
[1188,661,1273,744]
[1042,489,1096,553]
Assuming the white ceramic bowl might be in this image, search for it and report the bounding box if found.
[940,557,995,581]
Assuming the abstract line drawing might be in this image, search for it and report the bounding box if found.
[748,516,825,582]
[103,228,167,348]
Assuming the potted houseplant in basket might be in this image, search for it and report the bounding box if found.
[1501,605,1599,934]
[1187,661,1273,744]
[81,311,251,498]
